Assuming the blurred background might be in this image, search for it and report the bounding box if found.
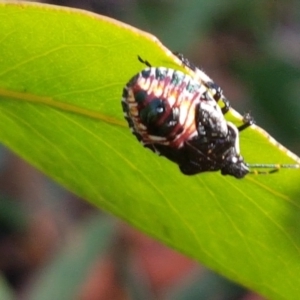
[1,0,300,299]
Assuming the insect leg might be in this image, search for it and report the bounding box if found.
[173,52,197,71]
[205,82,230,114]
[237,112,255,132]
[174,52,230,114]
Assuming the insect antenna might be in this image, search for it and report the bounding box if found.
[137,55,152,67]
[246,163,299,175]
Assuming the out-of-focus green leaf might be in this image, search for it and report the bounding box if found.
[166,269,246,300]
[126,0,236,50]
[27,216,115,300]
[0,275,14,300]
[0,3,300,299]
[235,56,300,143]
[0,195,27,235]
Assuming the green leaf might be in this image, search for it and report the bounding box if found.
[0,2,300,299]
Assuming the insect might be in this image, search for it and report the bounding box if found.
[121,55,299,178]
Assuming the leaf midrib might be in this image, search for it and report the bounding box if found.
[0,87,125,127]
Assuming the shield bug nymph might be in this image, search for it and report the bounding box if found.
[121,55,299,178]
